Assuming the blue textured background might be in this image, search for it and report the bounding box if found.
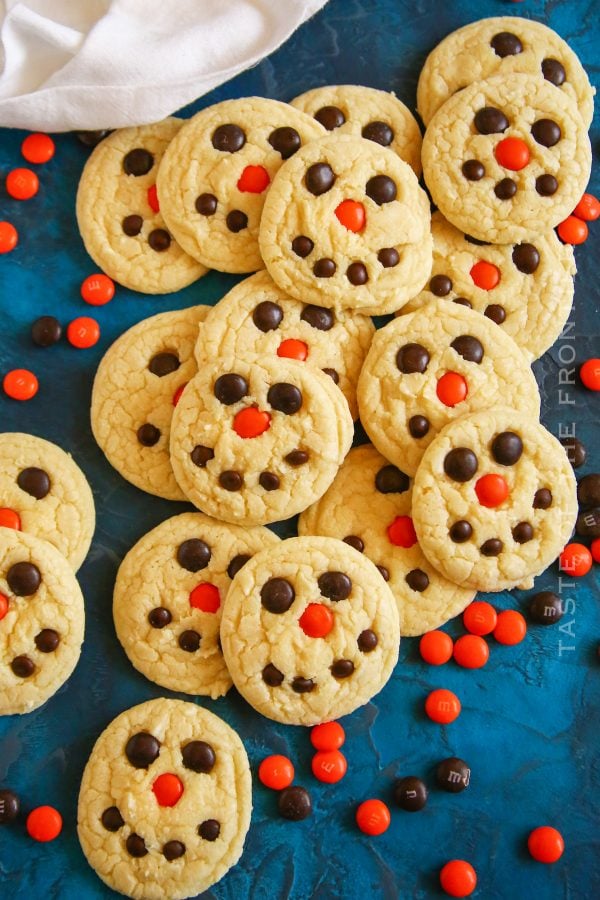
[1,0,599,897]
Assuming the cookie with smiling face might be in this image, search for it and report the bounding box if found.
[291,84,422,175]
[412,409,578,592]
[113,513,279,698]
[76,118,207,293]
[422,74,592,244]
[400,212,576,361]
[417,17,595,128]
[195,271,375,419]
[357,300,541,477]
[0,528,85,715]
[77,698,251,900]
[157,98,325,273]
[220,536,400,726]
[259,134,432,315]
[91,306,210,501]
[169,358,353,526]
[299,446,475,636]
[0,433,95,571]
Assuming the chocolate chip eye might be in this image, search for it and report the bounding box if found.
[101,807,124,832]
[430,274,452,296]
[252,301,283,332]
[490,32,523,57]
[531,119,561,147]
[450,520,473,543]
[267,382,303,414]
[462,160,485,181]
[195,193,217,216]
[375,465,410,494]
[318,571,352,601]
[123,148,154,176]
[444,448,478,482]
[213,373,248,405]
[535,175,558,196]
[542,58,566,86]
[484,304,506,324]
[182,740,216,773]
[313,258,336,278]
[227,554,251,579]
[491,431,523,466]
[512,243,540,274]
[262,663,284,685]
[396,343,429,374]
[366,175,397,205]
[450,335,484,364]
[314,105,345,130]
[268,126,301,159]
[357,629,378,652]
[17,467,50,499]
[7,562,41,596]
[361,121,394,146]
[474,107,509,134]
[305,163,336,195]
[533,488,552,509]
[292,235,314,258]
[261,577,295,613]
[301,304,334,330]
[177,538,211,572]
[212,124,246,152]
[148,352,180,376]
[122,214,143,235]
[125,732,160,768]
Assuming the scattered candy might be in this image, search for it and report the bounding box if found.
[21,133,55,164]
[440,859,477,897]
[469,260,500,290]
[436,757,470,793]
[152,773,184,807]
[592,539,600,564]
[559,542,593,577]
[31,316,62,347]
[311,749,347,783]
[258,755,294,790]
[278,785,312,820]
[436,371,468,407]
[453,634,489,669]
[0,789,20,824]
[5,168,39,200]
[573,192,600,221]
[0,221,18,253]
[557,215,588,245]
[310,721,345,751]
[578,474,600,508]
[493,610,527,646]
[463,601,497,636]
[81,273,115,306]
[579,359,600,391]
[3,369,38,401]
[355,799,390,836]
[425,688,461,724]
[528,825,564,863]
[0,508,21,530]
[393,776,428,812]
[560,436,587,469]
[528,591,563,625]
[419,630,453,665]
[26,805,62,841]
[67,316,100,349]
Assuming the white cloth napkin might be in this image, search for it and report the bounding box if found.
[0,0,327,131]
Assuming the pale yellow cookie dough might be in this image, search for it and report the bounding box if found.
[77,698,251,900]
[220,536,400,726]
[76,118,207,293]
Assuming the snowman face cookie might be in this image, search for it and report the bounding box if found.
[0,433,95,571]
[91,306,210,501]
[113,513,279,698]
[169,358,353,526]
[156,98,325,273]
[0,528,84,715]
[77,699,251,900]
[291,84,422,175]
[299,446,475,636]
[422,74,592,244]
[220,536,400,726]
[357,300,541,477]
[196,271,375,419]
[400,212,576,361]
[412,409,578,592]
[259,135,432,315]
[76,118,207,293]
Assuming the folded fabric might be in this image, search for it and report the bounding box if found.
[0,0,328,131]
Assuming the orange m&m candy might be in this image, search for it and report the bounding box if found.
[453,634,489,669]
[591,539,600,564]
[0,221,18,253]
[277,338,308,361]
[355,799,390,836]
[299,603,334,638]
[559,542,593,577]
[0,508,21,530]
[528,826,564,863]
[22,133,55,164]
[312,749,347,784]
[237,165,270,193]
[425,688,461,724]
[493,609,527,645]
[147,184,160,213]
[572,193,600,222]
[387,515,417,548]
[189,583,220,613]
[470,260,500,290]
[26,806,62,842]
[310,721,345,751]
[335,199,366,232]
[0,592,9,620]
[172,383,188,406]
[436,372,468,407]
[3,369,38,401]
[233,406,271,438]
[440,860,478,897]
[258,755,294,790]
[495,137,530,170]
[81,273,115,306]
[557,216,588,245]
[152,773,184,807]
[463,601,497,636]
[6,168,39,200]
[475,473,509,507]
[579,359,600,391]
[67,317,100,349]
[419,630,453,666]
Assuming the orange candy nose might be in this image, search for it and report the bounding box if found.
[470,260,500,290]
[147,184,160,212]
[0,508,21,530]
[494,137,530,171]
[475,473,509,507]
[189,583,221,613]
[299,603,334,638]
[277,338,308,361]
[0,592,9,621]
[387,515,417,548]
[237,165,270,193]
[152,773,184,807]
[335,199,366,232]
[436,372,468,407]
[233,406,271,438]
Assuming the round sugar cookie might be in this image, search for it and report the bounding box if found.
[195,271,375,419]
[259,134,432,315]
[169,358,353,526]
[0,433,95,571]
[91,306,210,501]
[417,17,595,127]
[421,74,592,244]
[113,513,279,698]
[76,118,207,293]
[400,212,576,361]
[291,84,422,174]
[77,698,251,900]
[298,445,474,636]
[157,98,325,273]
[220,536,400,726]
[0,528,84,715]
[357,300,541,477]
[412,409,577,592]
